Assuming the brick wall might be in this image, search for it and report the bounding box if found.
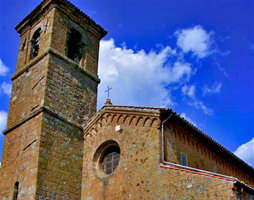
[35,112,83,199]
[0,113,42,200]
[16,7,54,71]
[7,55,48,128]
[82,111,161,199]
[1,1,104,199]
[44,54,98,125]
[164,121,254,187]
[81,109,244,200]
[51,8,101,74]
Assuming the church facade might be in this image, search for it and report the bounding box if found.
[0,0,253,199]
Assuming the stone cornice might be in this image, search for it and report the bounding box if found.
[12,49,48,80]
[53,6,106,40]
[3,106,82,135]
[42,106,83,130]
[15,0,107,39]
[3,108,44,135]
[12,48,101,84]
[15,1,55,35]
[16,0,53,33]
[48,48,101,83]
[83,106,161,136]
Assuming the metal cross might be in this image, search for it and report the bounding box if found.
[105,86,112,99]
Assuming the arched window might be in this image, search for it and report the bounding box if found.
[13,182,19,200]
[100,145,120,175]
[93,140,121,176]
[66,28,85,63]
[30,28,41,59]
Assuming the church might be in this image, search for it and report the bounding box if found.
[0,0,253,199]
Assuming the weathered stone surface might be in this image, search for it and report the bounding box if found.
[36,112,83,199]
[8,55,48,128]
[44,54,98,125]
[0,113,42,199]
[0,0,253,200]
[164,121,254,186]
[0,0,105,199]
[81,106,254,200]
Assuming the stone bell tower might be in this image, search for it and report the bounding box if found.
[0,0,107,199]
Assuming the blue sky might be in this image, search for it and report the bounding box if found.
[0,0,253,166]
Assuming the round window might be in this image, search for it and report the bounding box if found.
[100,145,120,175]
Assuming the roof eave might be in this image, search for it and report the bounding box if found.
[15,0,50,33]
[15,0,107,38]
[167,110,254,175]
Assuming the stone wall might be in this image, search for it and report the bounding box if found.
[16,7,54,71]
[51,7,101,74]
[35,112,83,199]
[82,110,161,199]
[7,55,48,128]
[164,121,254,187]
[44,54,98,125]
[81,109,242,200]
[237,191,254,200]
[0,113,42,200]
[158,165,237,200]
[1,1,103,199]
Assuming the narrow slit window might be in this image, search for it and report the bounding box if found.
[13,182,19,200]
[30,28,41,59]
[213,165,218,173]
[21,39,26,51]
[181,153,188,166]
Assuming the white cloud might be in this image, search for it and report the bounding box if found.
[202,82,222,96]
[182,84,196,98]
[1,82,12,95]
[180,112,197,127]
[190,100,213,115]
[0,59,9,76]
[176,25,213,59]
[0,111,7,134]
[181,84,213,115]
[97,39,194,109]
[97,38,215,116]
[215,62,229,77]
[234,138,254,167]
[168,62,193,83]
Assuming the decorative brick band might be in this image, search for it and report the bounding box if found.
[160,163,237,182]
[3,106,82,135]
[84,110,160,137]
[12,48,101,84]
[160,163,254,194]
